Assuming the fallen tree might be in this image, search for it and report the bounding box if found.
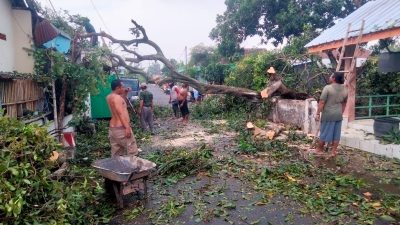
[260,72,310,100]
[80,20,310,101]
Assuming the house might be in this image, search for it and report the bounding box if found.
[0,0,77,157]
[305,0,400,123]
[305,0,400,159]
[34,19,71,54]
[0,0,45,118]
[0,0,74,120]
[0,0,34,74]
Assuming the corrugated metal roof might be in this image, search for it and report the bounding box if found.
[34,19,71,47]
[305,0,400,48]
[34,20,59,46]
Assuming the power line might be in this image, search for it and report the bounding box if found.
[89,0,112,35]
[47,0,57,14]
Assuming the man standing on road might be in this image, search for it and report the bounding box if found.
[169,82,180,118]
[178,83,190,123]
[139,83,154,134]
[106,79,138,157]
[315,72,348,158]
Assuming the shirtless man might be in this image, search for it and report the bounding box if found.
[178,83,190,123]
[106,79,138,157]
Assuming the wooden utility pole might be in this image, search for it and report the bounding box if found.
[342,45,358,123]
[185,46,188,70]
[51,79,59,136]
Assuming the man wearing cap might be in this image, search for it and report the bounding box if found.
[139,83,154,134]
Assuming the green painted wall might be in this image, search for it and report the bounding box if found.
[90,75,115,119]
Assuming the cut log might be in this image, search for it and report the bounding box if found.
[252,126,279,140]
[260,76,310,100]
[246,122,255,129]
[266,123,284,136]
[266,131,275,140]
[260,89,269,98]
[261,80,285,99]
[49,151,59,162]
[253,127,263,136]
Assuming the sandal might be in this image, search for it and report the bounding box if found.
[308,149,326,157]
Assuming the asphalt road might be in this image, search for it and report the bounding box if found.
[147,83,170,106]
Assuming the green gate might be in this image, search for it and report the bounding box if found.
[90,75,116,119]
[355,94,400,119]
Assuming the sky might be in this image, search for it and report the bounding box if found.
[36,0,267,66]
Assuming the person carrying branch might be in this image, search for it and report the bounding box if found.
[106,79,139,157]
[315,72,348,158]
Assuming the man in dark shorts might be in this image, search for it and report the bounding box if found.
[315,72,348,158]
[178,83,190,123]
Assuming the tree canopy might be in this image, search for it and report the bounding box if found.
[189,44,215,67]
[147,62,162,76]
[210,0,369,57]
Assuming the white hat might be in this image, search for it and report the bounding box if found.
[267,67,276,74]
[140,83,147,88]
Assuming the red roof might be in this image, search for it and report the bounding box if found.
[34,19,59,46]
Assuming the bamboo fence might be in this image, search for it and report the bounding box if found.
[0,79,44,118]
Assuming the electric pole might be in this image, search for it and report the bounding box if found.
[185,46,188,70]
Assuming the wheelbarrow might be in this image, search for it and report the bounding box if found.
[92,155,157,208]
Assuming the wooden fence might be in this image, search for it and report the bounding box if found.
[0,79,44,118]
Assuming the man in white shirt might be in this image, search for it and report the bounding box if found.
[168,82,180,118]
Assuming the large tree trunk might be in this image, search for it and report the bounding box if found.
[57,77,67,140]
[57,34,78,139]
[260,74,310,100]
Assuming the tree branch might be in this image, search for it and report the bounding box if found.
[79,20,265,101]
[109,53,146,76]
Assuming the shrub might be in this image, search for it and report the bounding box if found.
[191,96,226,119]
[358,56,400,95]
[0,114,61,223]
[0,114,115,224]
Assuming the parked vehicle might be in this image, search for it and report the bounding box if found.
[120,78,140,101]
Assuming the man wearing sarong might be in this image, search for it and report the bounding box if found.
[106,79,138,157]
[315,72,348,158]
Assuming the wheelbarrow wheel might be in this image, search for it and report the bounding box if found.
[104,178,115,198]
